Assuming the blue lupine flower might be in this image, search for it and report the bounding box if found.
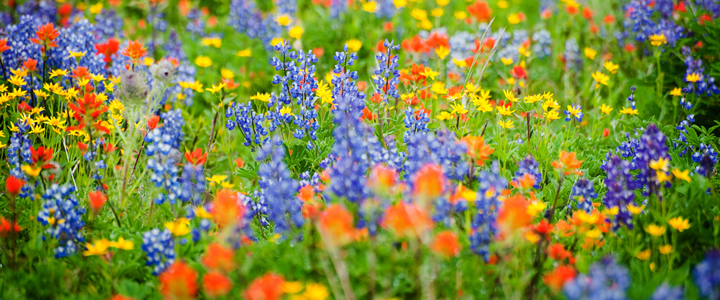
[256,138,303,236]
[651,283,684,300]
[564,38,581,70]
[186,8,206,37]
[145,109,185,205]
[94,8,124,41]
[141,228,176,275]
[532,29,552,58]
[403,107,430,143]
[330,0,348,18]
[37,184,86,258]
[515,155,542,189]
[375,0,397,19]
[628,0,655,42]
[470,161,507,261]
[228,0,266,40]
[373,39,401,102]
[563,256,630,299]
[694,250,720,299]
[681,46,720,96]
[570,178,598,213]
[632,123,669,196]
[180,163,206,205]
[602,154,639,230]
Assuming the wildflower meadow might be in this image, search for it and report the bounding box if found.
[1,0,720,299]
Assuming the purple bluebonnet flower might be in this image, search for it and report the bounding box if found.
[563,256,630,300]
[330,0,348,18]
[2,15,43,72]
[375,0,397,19]
[186,8,206,37]
[532,29,552,58]
[470,161,507,261]
[373,39,401,102]
[514,155,542,189]
[629,0,655,42]
[94,8,124,41]
[404,129,468,182]
[694,145,717,177]
[332,44,365,114]
[229,0,266,40]
[681,46,720,96]
[602,154,640,230]
[180,162,206,205]
[403,107,430,143]
[632,123,670,196]
[564,38,581,70]
[651,283,684,300]
[7,121,33,180]
[145,109,185,205]
[256,137,304,236]
[141,228,176,275]
[694,250,720,299]
[276,0,297,16]
[37,184,86,258]
[226,102,270,148]
[570,178,598,213]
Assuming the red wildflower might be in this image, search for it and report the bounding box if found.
[159,262,198,300]
[201,243,235,272]
[548,243,573,261]
[383,21,393,32]
[30,23,60,53]
[95,38,120,64]
[382,202,434,238]
[425,32,449,49]
[222,78,240,89]
[603,128,610,138]
[235,157,245,168]
[203,272,233,298]
[543,266,577,292]
[147,115,161,130]
[699,14,713,25]
[511,173,536,190]
[412,164,446,204]
[30,146,54,166]
[511,65,527,79]
[462,135,494,166]
[23,58,37,72]
[603,14,615,24]
[184,148,207,166]
[5,176,25,196]
[244,273,285,300]
[431,231,461,259]
[89,191,107,214]
[67,93,110,134]
[551,151,583,176]
[121,40,147,62]
[368,164,398,194]
[497,195,532,236]
[0,218,22,238]
[467,1,492,22]
[532,219,554,236]
[318,204,355,249]
[376,40,387,54]
[402,36,430,54]
[109,295,134,300]
[674,1,686,13]
[212,189,245,228]
[361,107,377,121]
[582,7,593,19]
[71,66,91,79]
[370,93,383,104]
[0,39,10,53]
[18,101,33,113]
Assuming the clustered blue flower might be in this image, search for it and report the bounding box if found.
[403,107,429,143]
[632,123,670,197]
[256,138,304,236]
[37,184,86,258]
[569,177,598,213]
[563,256,630,299]
[514,155,542,189]
[602,154,640,230]
[404,129,468,182]
[651,283,684,300]
[141,228,176,275]
[470,161,507,261]
[145,109,185,205]
[694,250,720,299]
[374,40,401,102]
[681,46,720,96]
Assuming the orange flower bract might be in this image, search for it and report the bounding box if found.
[159,262,198,300]
[201,243,235,272]
[412,164,446,205]
[497,195,532,237]
[462,135,494,166]
[121,40,147,62]
[211,189,244,228]
[203,272,233,298]
[543,265,577,292]
[431,231,461,259]
[244,273,285,300]
[318,204,355,249]
[382,202,434,239]
[551,151,583,176]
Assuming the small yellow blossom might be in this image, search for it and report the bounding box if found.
[649,34,667,47]
[450,103,468,115]
[649,157,670,171]
[498,119,514,129]
[636,249,651,260]
[221,68,235,79]
[22,165,42,177]
[659,245,673,255]
[84,239,111,256]
[436,111,454,121]
[202,37,222,48]
[672,169,691,182]
[592,71,610,88]
[49,69,68,79]
[626,204,645,215]
[207,83,225,94]
[645,224,667,237]
[435,46,450,60]
[346,39,362,52]
[237,49,252,57]
[363,1,377,12]
[89,3,103,14]
[165,218,191,236]
[584,47,597,60]
[9,75,27,86]
[619,107,638,115]
[282,281,304,294]
[454,11,467,19]
[195,56,212,68]
[501,58,514,65]
[393,0,407,8]
[431,8,444,17]
[251,92,271,103]
[599,104,613,115]
[110,237,134,250]
[668,217,691,232]
[289,26,304,39]
[604,61,619,74]
[496,105,515,116]
[276,14,291,26]
[453,58,467,68]
[670,87,682,97]
[686,73,701,83]
[206,175,228,186]
[280,106,294,116]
